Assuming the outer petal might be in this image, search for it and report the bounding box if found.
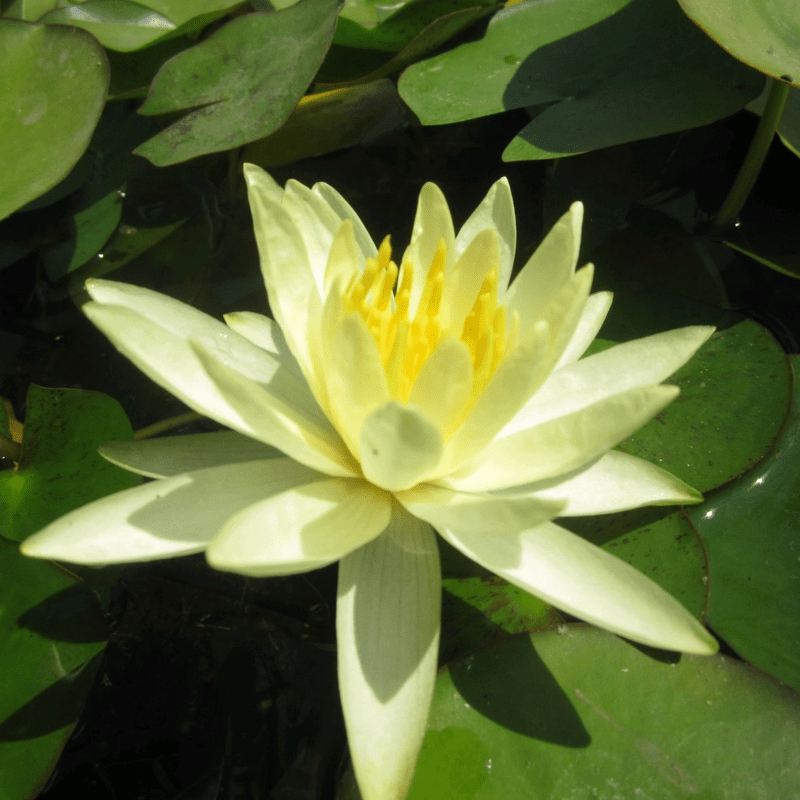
[244,164,318,375]
[86,279,302,388]
[505,325,715,436]
[504,201,583,320]
[283,179,361,292]
[190,342,359,477]
[337,506,440,800]
[207,478,391,577]
[99,431,281,479]
[360,402,443,492]
[312,180,378,263]
[443,384,680,492]
[454,177,516,295]
[396,484,564,533]
[21,458,318,565]
[440,520,718,655]
[507,450,702,515]
[223,311,303,376]
[553,290,613,370]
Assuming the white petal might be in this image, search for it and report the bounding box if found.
[455,177,516,295]
[505,201,583,320]
[402,183,456,317]
[444,384,680,492]
[242,162,283,204]
[223,311,303,376]
[85,279,296,385]
[506,325,715,436]
[207,478,391,576]
[244,165,319,374]
[313,181,377,263]
[441,520,718,654]
[396,483,564,533]
[337,507,440,800]
[553,291,613,370]
[21,458,318,565]
[283,179,358,293]
[99,431,281,479]
[507,450,702,515]
[360,402,443,492]
[189,341,359,477]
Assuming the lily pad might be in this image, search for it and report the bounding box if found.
[678,0,800,86]
[134,0,340,165]
[0,385,139,544]
[687,354,800,692]
[0,20,108,221]
[398,0,763,160]
[0,539,107,800]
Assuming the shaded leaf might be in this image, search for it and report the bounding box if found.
[134,0,340,165]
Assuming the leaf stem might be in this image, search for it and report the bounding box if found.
[710,78,790,235]
[134,411,205,440]
[0,435,21,462]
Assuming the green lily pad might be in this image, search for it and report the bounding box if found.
[0,20,108,221]
[678,0,800,86]
[398,0,762,160]
[609,316,792,494]
[134,0,339,166]
[0,538,107,800]
[686,354,800,693]
[41,0,241,52]
[0,385,139,544]
[411,628,800,798]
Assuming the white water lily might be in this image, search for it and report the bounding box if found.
[23,164,717,800]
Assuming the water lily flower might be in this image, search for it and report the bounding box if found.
[22,164,718,800]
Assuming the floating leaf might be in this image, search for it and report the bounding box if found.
[678,0,800,86]
[687,354,800,692]
[134,0,340,165]
[0,20,108,221]
[0,540,107,800]
[0,385,139,544]
[398,0,763,160]
[341,627,800,798]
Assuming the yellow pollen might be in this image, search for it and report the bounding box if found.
[343,236,507,408]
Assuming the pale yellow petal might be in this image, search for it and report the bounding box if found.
[402,182,456,317]
[408,336,473,438]
[207,478,391,576]
[455,177,516,295]
[505,201,583,320]
[337,507,440,800]
[443,384,680,492]
[99,431,280,479]
[21,458,317,565]
[515,450,702,515]
[441,520,718,654]
[554,290,613,369]
[360,401,443,491]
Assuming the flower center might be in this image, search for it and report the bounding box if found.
[344,236,508,404]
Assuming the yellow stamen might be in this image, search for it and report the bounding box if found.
[342,235,509,417]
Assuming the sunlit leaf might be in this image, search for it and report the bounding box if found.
[0,20,108,221]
